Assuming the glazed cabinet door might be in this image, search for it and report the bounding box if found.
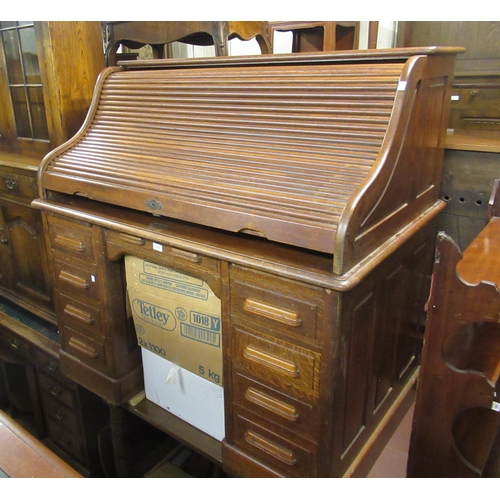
[0,201,53,316]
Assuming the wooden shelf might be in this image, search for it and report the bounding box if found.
[124,398,222,466]
[446,130,500,153]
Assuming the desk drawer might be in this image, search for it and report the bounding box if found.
[32,348,61,377]
[41,392,79,435]
[232,372,318,440]
[45,419,84,463]
[56,292,102,338]
[0,168,37,204]
[233,327,320,401]
[46,215,95,262]
[233,407,316,477]
[0,330,31,359]
[106,229,220,294]
[230,266,324,343]
[61,326,107,373]
[53,257,99,301]
[38,371,76,410]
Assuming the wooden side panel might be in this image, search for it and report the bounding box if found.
[35,21,104,149]
[335,54,455,274]
[342,291,375,450]
[336,224,434,473]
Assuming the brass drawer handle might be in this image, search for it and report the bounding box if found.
[68,336,99,359]
[53,410,66,421]
[4,178,18,190]
[63,304,95,325]
[243,298,301,327]
[171,247,202,263]
[244,430,296,466]
[58,270,90,290]
[44,360,58,372]
[54,234,86,253]
[48,385,63,397]
[244,387,299,421]
[243,345,299,377]
[8,338,21,349]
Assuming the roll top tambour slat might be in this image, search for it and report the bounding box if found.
[41,58,410,252]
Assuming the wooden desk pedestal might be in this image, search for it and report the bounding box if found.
[34,196,436,477]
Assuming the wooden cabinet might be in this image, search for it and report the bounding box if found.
[0,22,108,476]
[0,157,53,321]
[0,22,104,320]
[269,21,359,52]
[0,297,109,476]
[0,22,104,156]
[34,347,109,475]
[397,22,500,133]
[44,213,143,402]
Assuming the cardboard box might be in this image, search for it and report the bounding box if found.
[141,348,225,441]
[125,256,222,386]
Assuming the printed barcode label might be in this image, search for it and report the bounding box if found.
[181,323,221,347]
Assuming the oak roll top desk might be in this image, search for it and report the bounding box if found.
[32,47,462,477]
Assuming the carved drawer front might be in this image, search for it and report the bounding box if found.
[233,372,318,440]
[53,257,99,301]
[46,215,95,261]
[0,168,37,204]
[61,326,107,373]
[230,266,324,342]
[233,407,317,477]
[233,327,321,401]
[45,418,84,462]
[38,371,76,410]
[56,292,102,338]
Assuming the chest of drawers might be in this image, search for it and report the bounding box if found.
[0,297,108,476]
